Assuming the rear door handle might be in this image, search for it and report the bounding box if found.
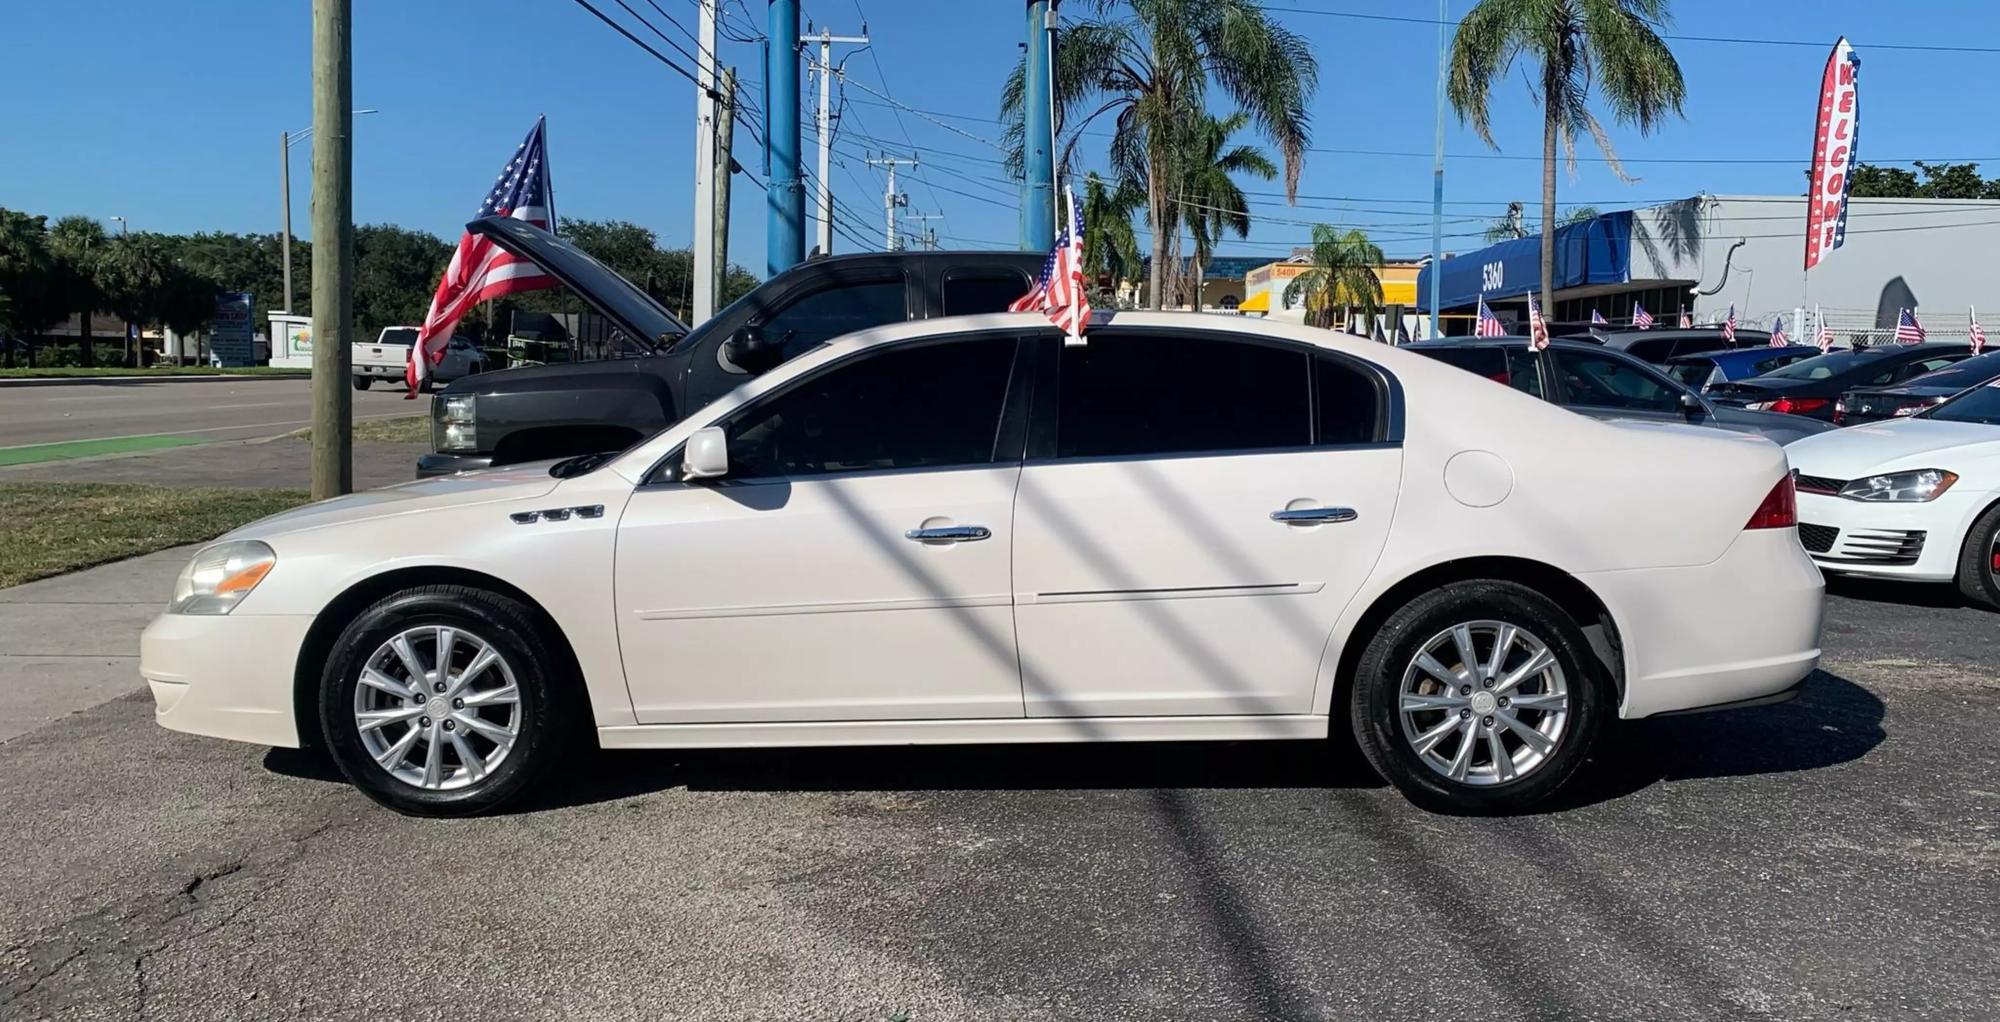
[905,525,992,543]
[1270,507,1357,525]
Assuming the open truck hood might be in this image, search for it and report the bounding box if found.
[467,216,689,351]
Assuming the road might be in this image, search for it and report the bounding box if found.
[0,378,420,449]
[0,560,1993,1021]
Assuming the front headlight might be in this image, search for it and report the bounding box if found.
[1838,468,1959,502]
[435,393,477,452]
[169,541,276,615]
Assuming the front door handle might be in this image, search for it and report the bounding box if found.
[1270,507,1357,525]
[905,525,992,543]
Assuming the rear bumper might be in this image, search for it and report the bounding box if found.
[141,612,314,748]
[1794,488,1991,582]
[415,451,494,477]
[1582,528,1825,719]
[354,363,405,379]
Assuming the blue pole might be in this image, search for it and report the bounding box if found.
[766,0,804,275]
[1428,0,1446,338]
[1022,0,1055,251]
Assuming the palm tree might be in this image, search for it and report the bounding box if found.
[1448,0,1686,313]
[1079,172,1145,304]
[1282,225,1384,331]
[1002,0,1317,310]
[46,216,107,367]
[1180,112,1276,309]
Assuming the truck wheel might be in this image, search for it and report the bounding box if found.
[1349,580,1608,815]
[318,585,582,816]
[352,376,371,391]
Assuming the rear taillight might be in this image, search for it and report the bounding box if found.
[1745,475,1798,530]
[1891,397,1944,417]
[1769,396,1830,416]
[1832,398,1847,424]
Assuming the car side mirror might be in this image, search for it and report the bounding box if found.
[682,426,729,480]
[1679,391,1705,418]
[722,324,786,374]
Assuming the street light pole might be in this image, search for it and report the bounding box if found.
[281,109,375,317]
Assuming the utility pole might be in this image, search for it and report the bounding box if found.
[712,67,736,311]
[280,131,294,313]
[907,212,943,250]
[1021,0,1055,250]
[310,0,353,499]
[767,0,803,274]
[865,155,912,250]
[804,25,868,255]
[1426,0,1445,339]
[692,0,717,323]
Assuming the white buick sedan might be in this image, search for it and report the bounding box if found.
[1787,380,2000,607]
[142,313,1825,815]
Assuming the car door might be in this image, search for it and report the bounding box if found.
[1010,330,1403,717]
[613,332,1032,723]
[1551,347,1687,424]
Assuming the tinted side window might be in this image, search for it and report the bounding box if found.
[1315,355,1382,445]
[723,337,1017,478]
[1623,338,1674,363]
[1896,355,1969,381]
[759,278,907,361]
[1507,348,1545,400]
[1055,334,1309,459]
[942,270,1032,315]
[1555,350,1681,412]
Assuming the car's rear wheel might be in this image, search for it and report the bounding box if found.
[318,586,578,815]
[1350,580,1608,814]
[351,376,371,391]
[1954,502,2000,610]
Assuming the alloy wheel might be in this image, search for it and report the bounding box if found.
[352,625,522,790]
[1397,620,1569,786]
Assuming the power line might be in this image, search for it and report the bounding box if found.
[567,0,710,92]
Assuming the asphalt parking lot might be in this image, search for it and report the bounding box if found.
[1,573,1995,1021]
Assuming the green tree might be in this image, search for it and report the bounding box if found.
[1179,111,1277,308]
[1282,224,1384,330]
[1004,0,1318,309]
[1079,172,1145,303]
[1483,202,1601,243]
[1847,164,1919,198]
[0,209,60,365]
[96,234,178,366]
[46,216,110,366]
[354,224,452,333]
[1449,0,1687,314]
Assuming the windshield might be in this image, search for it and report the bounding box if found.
[1897,350,2000,390]
[379,328,419,346]
[1760,349,1891,381]
[1925,381,2000,425]
[1667,360,1715,389]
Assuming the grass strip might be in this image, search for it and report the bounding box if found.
[0,482,311,589]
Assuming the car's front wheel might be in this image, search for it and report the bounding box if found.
[318,585,579,815]
[1350,580,1608,814]
[1955,502,2000,610]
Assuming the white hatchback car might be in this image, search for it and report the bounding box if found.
[1786,381,2000,607]
[142,313,1826,815]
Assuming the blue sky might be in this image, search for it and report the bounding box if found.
[5,0,1999,275]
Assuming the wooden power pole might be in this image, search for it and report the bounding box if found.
[310,0,354,499]
[712,68,736,313]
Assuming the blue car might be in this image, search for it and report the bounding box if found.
[1665,345,1826,393]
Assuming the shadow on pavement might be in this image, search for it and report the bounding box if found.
[1825,572,1994,612]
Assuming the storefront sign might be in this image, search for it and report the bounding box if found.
[210,292,254,366]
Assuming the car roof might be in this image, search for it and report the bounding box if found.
[1666,345,1824,364]
[1406,335,1616,353]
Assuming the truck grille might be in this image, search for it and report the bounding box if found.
[1796,523,1838,553]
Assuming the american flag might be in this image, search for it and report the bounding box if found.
[1009,186,1090,341]
[1591,309,1608,327]
[1632,301,1654,330]
[1769,315,1788,347]
[1814,306,1835,353]
[1475,297,1505,337]
[1679,308,1692,329]
[1395,319,1411,344]
[1527,292,1550,351]
[1971,307,1987,355]
[1720,303,1737,345]
[407,118,558,396]
[1895,307,1926,344]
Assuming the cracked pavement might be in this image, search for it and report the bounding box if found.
[0,575,1996,1021]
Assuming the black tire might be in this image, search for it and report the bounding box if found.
[351,376,371,391]
[318,585,580,816]
[1955,501,2000,609]
[1349,580,1608,815]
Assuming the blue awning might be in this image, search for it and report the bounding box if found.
[1417,210,1634,311]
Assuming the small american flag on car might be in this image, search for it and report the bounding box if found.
[1769,315,1788,347]
[1720,304,1738,345]
[1895,307,1926,344]
[1971,307,1987,355]
[1475,297,1505,337]
[1679,308,1692,329]
[1632,302,1654,330]
[1010,187,1090,343]
[1590,309,1607,326]
[1527,293,1550,351]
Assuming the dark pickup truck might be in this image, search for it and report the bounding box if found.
[417,216,1042,476]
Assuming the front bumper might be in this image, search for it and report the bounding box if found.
[141,612,315,748]
[1581,528,1825,719]
[1794,487,1989,582]
[415,451,495,477]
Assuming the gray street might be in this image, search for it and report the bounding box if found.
[0,378,420,449]
[0,552,1993,1021]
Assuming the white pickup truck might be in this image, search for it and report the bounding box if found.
[351,327,487,391]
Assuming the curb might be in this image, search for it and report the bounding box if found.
[0,374,312,388]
